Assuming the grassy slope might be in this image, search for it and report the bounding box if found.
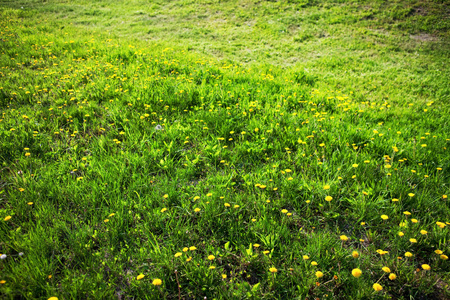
[0,0,449,299]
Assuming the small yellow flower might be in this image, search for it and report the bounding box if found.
[209,266,216,269]
[436,221,446,228]
[408,193,415,197]
[311,261,318,266]
[194,208,201,212]
[224,203,230,207]
[315,271,324,278]
[352,164,359,168]
[381,215,388,220]
[392,198,399,202]
[352,268,362,278]
[340,235,349,241]
[160,208,167,213]
[48,297,59,300]
[269,267,278,273]
[434,250,443,255]
[189,246,197,251]
[193,196,200,201]
[222,274,227,279]
[403,211,411,215]
[163,194,168,199]
[323,185,330,190]
[208,255,215,260]
[152,278,162,285]
[420,230,427,235]
[440,255,448,260]
[382,267,391,273]
[281,209,288,214]
[352,251,359,258]
[303,255,310,260]
[373,283,383,291]
[4,216,11,221]
[409,238,417,243]
[253,244,260,248]
[27,202,33,205]
[405,252,413,257]
[388,273,397,280]
[0,280,5,284]
[411,219,418,223]
[137,274,145,280]
[182,247,189,252]
[421,264,430,270]
[103,219,109,223]
[325,196,333,202]
[174,252,182,257]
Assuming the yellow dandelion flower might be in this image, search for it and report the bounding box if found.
[325,196,333,201]
[163,194,169,199]
[281,209,288,214]
[434,250,443,255]
[389,273,397,280]
[311,261,318,266]
[421,264,430,271]
[269,267,278,273]
[137,274,145,280]
[352,251,359,258]
[315,271,324,278]
[420,230,427,235]
[208,255,215,260]
[160,208,167,213]
[182,247,189,252]
[4,216,11,221]
[440,255,448,260]
[174,252,182,257]
[436,222,446,228]
[152,278,162,285]
[405,252,413,257]
[373,283,383,291]
[303,255,310,260]
[340,235,349,241]
[410,238,417,243]
[382,267,391,273]
[352,268,362,278]
[381,215,388,220]
[194,208,201,212]
[189,246,197,251]
[408,193,415,197]
[323,185,330,190]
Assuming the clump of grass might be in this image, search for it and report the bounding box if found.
[0,2,449,299]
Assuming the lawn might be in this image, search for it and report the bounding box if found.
[0,0,449,299]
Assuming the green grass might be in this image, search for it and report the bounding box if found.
[0,0,449,299]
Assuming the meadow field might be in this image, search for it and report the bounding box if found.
[0,0,449,299]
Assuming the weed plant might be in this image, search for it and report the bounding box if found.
[0,1,449,299]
